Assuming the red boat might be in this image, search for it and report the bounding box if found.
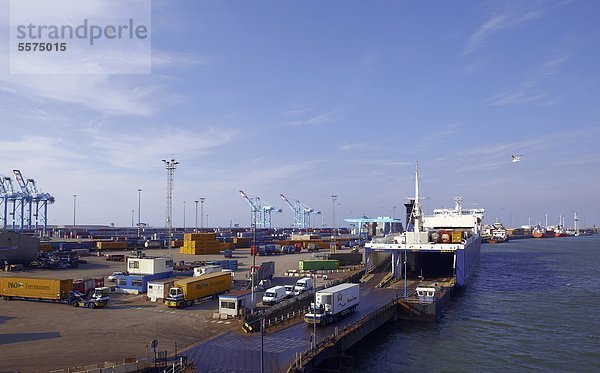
[532,226,554,238]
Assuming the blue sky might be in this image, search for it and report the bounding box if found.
[0,0,599,229]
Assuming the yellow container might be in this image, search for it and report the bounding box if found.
[451,230,463,243]
[97,241,128,250]
[172,273,231,301]
[0,277,73,300]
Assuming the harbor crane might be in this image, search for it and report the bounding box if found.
[239,190,282,228]
[279,194,320,229]
[0,170,55,232]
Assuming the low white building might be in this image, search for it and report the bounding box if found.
[127,257,173,275]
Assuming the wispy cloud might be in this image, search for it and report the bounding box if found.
[338,141,378,152]
[86,125,238,169]
[486,56,568,106]
[463,10,542,55]
[284,107,340,127]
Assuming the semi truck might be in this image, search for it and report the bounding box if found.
[304,283,360,326]
[0,277,109,308]
[165,272,231,308]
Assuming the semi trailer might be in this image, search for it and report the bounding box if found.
[304,283,360,326]
[165,272,231,308]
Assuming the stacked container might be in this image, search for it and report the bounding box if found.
[96,241,128,250]
[180,233,229,255]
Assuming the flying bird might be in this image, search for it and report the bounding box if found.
[512,155,522,163]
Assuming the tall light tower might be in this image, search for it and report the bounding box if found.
[194,200,199,232]
[200,197,206,229]
[72,194,77,235]
[331,195,338,234]
[162,157,179,257]
[137,188,142,237]
[183,200,187,230]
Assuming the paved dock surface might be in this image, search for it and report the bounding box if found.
[184,287,399,372]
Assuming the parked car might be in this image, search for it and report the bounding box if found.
[107,271,124,282]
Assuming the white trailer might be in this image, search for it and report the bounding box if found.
[304,283,360,326]
[147,278,175,302]
[194,265,221,277]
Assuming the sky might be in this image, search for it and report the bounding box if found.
[0,0,599,229]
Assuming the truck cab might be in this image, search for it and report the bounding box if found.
[70,287,110,309]
[165,287,189,308]
[293,277,314,295]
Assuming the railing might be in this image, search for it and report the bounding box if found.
[287,296,401,372]
[162,356,188,373]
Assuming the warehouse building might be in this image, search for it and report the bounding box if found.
[0,231,39,268]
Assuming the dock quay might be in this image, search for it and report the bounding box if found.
[181,277,452,372]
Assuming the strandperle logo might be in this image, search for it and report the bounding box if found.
[15,18,149,46]
[10,0,152,74]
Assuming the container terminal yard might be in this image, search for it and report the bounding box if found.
[0,166,596,372]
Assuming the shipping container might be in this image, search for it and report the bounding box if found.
[0,277,73,300]
[299,260,339,271]
[324,253,362,266]
[451,230,463,243]
[304,283,360,326]
[165,272,231,308]
[96,241,128,250]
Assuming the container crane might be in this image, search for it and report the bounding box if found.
[279,194,320,229]
[27,178,55,232]
[240,190,260,228]
[240,191,282,228]
[13,170,33,229]
[259,199,283,228]
[0,171,55,232]
[0,177,13,230]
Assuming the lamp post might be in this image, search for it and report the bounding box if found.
[260,316,265,373]
[200,197,206,229]
[251,223,256,311]
[338,203,342,231]
[331,195,338,233]
[183,201,186,230]
[137,188,142,237]
[312,270,317,352]
[72,194,77,235]
[194,200,199,232]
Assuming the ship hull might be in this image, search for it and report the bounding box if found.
[455,236,481,287]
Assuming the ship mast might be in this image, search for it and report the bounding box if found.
[413,162,422,233]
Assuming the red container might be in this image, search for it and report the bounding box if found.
[440,231,452,244]
[94,277,104,288]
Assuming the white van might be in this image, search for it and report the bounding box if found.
[284,285,295,298]
[262,286,286,306]
[294,277,314,295]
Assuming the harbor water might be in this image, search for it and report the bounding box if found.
[350,235,600,372]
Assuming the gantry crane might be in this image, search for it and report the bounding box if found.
[0,171,55,232]
[279,194,320,229]
[239,190,282,228]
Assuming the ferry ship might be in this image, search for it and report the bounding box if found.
[365,163,484,287]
